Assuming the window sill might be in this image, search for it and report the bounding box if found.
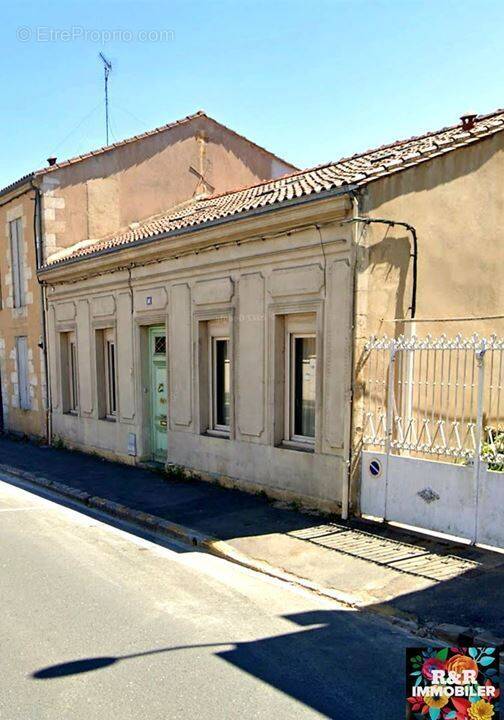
[64,411,78,417]
[100,416,117,423]
[279,440,315,454]
[204,429,230,440]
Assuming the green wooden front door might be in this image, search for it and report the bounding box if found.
[149,326,167,462]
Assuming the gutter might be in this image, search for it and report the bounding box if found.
[38,184,357,277]
[30,180,52,444]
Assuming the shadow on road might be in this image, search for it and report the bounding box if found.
[31,643,232,679]
[31,609,420,719]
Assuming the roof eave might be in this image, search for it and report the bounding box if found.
[38,184,355,279]
[358,124,504,189]
[0,173,34,199]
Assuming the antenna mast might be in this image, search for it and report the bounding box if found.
[99,53,112,144]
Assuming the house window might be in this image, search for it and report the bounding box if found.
[211,337,230,431]
[198,317,231,437]
[154,334,166,355]
[290,335,316,440]
[9,218,25,308]
[104,329,117,417]
[96,328,117,419]
[16,336,30,410]
[68,333,79,412]
[282,314,317,447]
[60,331,78,414]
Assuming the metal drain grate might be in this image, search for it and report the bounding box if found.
[288,524,480,581]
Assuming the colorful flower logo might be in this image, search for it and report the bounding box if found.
[407,647,500,720]
[468,699,495,719]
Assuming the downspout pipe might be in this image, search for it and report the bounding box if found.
[341,216,418,319]
[341,191,361,520]
[340,211,419,522]
[31,180,52,444]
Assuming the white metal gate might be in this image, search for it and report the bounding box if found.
[360,334,504,547]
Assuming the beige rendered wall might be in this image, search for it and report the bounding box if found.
[43,202,353,511]
[37,116,295,262]
[351,131,504,510]
[356,131,504,342]
[0,188,46,437]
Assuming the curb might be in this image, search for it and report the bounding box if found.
[1,462,503,670]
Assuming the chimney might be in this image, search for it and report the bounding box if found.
[460,112,477,131]
[47,156,57,167]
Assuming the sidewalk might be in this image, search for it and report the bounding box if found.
[1,435,503,645]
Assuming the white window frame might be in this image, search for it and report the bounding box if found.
[104,328,117,419]
[209,335,230,435]
[9,218,25,308]
[284,316,317,448]
[16,336,30,411]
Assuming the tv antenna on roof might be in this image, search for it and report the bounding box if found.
[99,52,112,145]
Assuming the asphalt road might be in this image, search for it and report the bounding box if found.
[0,477,421,719]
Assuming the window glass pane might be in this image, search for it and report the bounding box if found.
[106,340,117,414]
[70,341,78,411]
[215,339,230,427]
[294,337,316,438]
[154,335,166,355]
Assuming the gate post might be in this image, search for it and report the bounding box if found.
[383,340,397,522]
[472,338,487,545]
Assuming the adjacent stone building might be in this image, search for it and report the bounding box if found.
[0,175,46,438]
[0,111,295,440]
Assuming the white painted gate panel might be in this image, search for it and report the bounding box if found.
[361,451,476,540]
[477,469,504,548]
[360,334,504,549]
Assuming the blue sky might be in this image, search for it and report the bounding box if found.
[1,0,503,188]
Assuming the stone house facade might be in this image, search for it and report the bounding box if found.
[40,191,353,512]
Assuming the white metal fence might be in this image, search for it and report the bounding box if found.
[362,333,504,466]
[360,333,504,547]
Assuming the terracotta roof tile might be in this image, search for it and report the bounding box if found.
[0,173,34,198]
[44,108,504,268]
